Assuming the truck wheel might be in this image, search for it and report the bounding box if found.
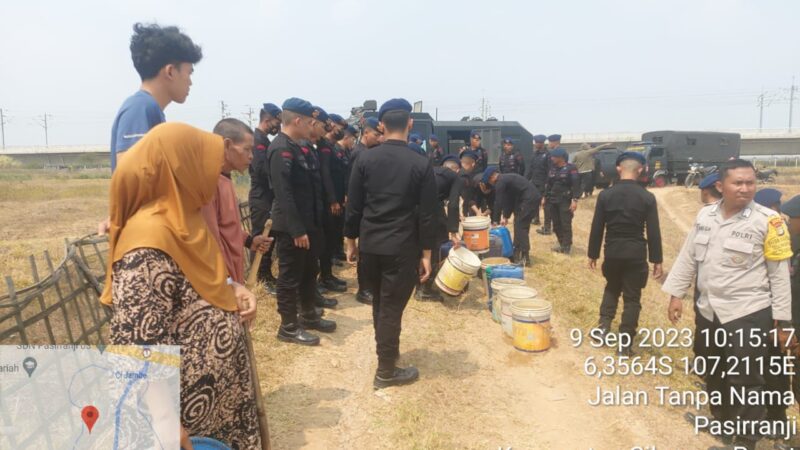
[653,175,667,188]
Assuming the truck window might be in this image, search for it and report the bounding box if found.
[720,138,729,146]
[652,136,663,144]
[649,148,664,157]
[686,137,697,146]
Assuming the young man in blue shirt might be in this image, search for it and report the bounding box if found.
[110,23,203,171]
[100,23,203,235]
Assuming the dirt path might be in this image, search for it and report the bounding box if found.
[651,186,695,234]
[253,217,720,449]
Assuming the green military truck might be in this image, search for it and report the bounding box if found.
[628,131,741,187]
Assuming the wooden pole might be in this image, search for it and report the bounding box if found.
[246,219,272,287]
[245,219,272,449]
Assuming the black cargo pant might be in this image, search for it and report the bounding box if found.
[513,197,537,254]
[533,182,551,229]
[250,198,276,281]
[320,207,344,278]
[274,230,320,325]
[548,198,574,247]
[695,307,773,443]
[361,252,418,368]
[599,258,648,337]
[430,206,450,280]
[579,171,594,197]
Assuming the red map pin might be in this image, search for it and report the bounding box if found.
[81,406,99,433]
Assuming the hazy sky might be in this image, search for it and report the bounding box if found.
[1,0,799,147]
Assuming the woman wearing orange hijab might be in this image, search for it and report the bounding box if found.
[101,122,260,449]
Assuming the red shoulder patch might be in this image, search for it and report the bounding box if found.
[301,147,310,154]
[320,147,332,154]
[281,151,294,159]
[256,144,267,151]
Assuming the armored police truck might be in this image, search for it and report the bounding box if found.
[349,100,533,165]
[628,131,740,187]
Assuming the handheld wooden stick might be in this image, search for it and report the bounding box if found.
[244,219,272,449]
[244,326,271,450]
[246,219,272,287]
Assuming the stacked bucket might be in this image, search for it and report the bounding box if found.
[435,217,553,353]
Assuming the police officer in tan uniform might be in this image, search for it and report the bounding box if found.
[662,159,793,449]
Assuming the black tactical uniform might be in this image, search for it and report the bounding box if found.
[499,148,525,175]
[347,139,374,304]
[527,147,551,229]
[248,128,276,283]
[316,139,345,290]
[587,179,663,342]
[494,173,541,263]
[417,167,463,300]
[345,139,437,376]
[268,132,331,336]
[428,144,446,167]
[545,162,580,253]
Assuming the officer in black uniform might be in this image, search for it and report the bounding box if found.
[587,152,663,353]
[331,125,355,259]
[481,167,540,265]
[348,117,381,305]
[249,103,282,292]
[416,154,463,301]
[345,98,437,389]
[459,130,488,174]
[528,134,551,231]
[498,137,525,175]
[312,109,347,293]
[544,147,580,254]
[268,98,336,346]
[427,134,445,166]
[459,150,480,217]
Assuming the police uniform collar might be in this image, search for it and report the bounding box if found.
[386,139,406,145]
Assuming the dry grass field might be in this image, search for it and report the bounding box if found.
[1,167,799,449]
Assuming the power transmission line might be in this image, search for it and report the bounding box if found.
[220,101,230,119]
[0,108,8,149]
[789,76,796,132]
[242,106,255,128]
[36,113,53,147]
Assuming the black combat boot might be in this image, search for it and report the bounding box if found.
[536,227,552,235]
[520,252,531,267]
[300,311,337,333]
[356,289,373,305]
[416,281,443,302]
[277,323,320,346]
[374,360,419,389]
[315,290,338,308]
[319,275,347,292]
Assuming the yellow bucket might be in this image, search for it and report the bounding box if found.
[435,247,481,296]
[511,299,553,352]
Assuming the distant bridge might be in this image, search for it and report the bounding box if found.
[1,129,799,167]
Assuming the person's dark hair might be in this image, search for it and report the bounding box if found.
[708,186,723,199]
[213,118,253,143]
[381,110,410,133]
[259,109,272,122]
[130,23,203,80]
[719,158,755,181]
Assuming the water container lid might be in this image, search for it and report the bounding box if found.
[499,286,539,300]
[481,257,510,266]
[462,216,492,230]
[490,278,526,288]
[510,299,552,314]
